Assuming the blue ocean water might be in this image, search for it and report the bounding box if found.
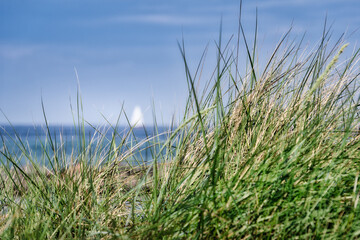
[0,125,172,167]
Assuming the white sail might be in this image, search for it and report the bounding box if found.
[130,106,144,127]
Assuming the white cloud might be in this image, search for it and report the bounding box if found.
[0,45,39,60]
[97,14,217,26]
[250,0,358,8]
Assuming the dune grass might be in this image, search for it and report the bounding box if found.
[1,17,360,239]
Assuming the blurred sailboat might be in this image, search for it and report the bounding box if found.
[130,106,144,127]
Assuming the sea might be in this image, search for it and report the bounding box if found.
[0,125,172,168]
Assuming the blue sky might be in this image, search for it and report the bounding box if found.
[1,0,359,125]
